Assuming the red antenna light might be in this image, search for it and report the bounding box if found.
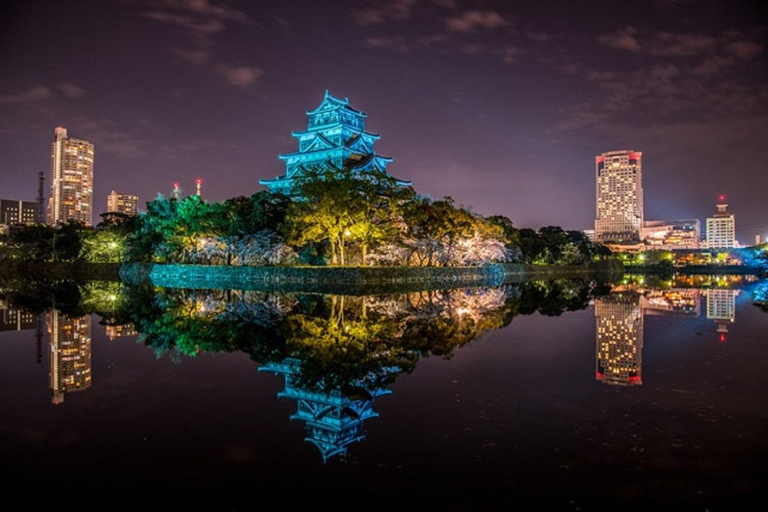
[173,183,179,188]
[719,195,725,202]
[195,178,202,184]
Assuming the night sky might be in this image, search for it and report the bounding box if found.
[1,0,766,241]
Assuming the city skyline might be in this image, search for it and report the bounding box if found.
[1,1,766,239]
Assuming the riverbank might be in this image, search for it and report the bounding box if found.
[120,260,624,294]
[625,264,766,276]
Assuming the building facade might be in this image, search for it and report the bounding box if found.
[706,199,735,249]
[595,293,643,386]
[259,90,409,196]
[595,150,644,243]
[48,127,94,226]
[0,199,37,228]
[49,312,92,405]
[106,190,139,217]
[642,219,701,249]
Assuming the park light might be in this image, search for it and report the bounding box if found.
[637,254,645,262]
[108,294,117,301]
[344,229,351,237]
[109,242,117,248]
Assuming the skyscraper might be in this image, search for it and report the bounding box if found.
[48,312,92,405]
[106,190,139,216]
[595,293,643,386]
[706,198,736,249]
[595,150,644,243]
[48,127,94,226]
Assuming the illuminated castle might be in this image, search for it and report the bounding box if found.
[259,90,409,196]
[259,358,391,462]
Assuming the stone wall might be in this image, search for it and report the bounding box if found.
[120,260,624,295]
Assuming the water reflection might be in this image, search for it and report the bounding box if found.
[1,275,764,460]
[48,311,92,405]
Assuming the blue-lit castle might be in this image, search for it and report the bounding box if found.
[259,358,392,462]
[259,90,410,196]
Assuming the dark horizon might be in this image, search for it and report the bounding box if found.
[1,0,766,241]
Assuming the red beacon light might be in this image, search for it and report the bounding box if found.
[719,195,726,202]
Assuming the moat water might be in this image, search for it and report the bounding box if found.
[1,275,767,509]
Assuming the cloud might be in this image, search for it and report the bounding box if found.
[142,11,225,36]
[500,45,519,65]
[365,36,412,52]
[725,40,763,60]
[353,0,419,25]
[0,85,52,105]
[217,65,264,87]
[446,10,510,33]
[57,82,88,99]
[171,47,211,64]
[598,26,641,52]
[75,117,150,159]
[139,0,262,88]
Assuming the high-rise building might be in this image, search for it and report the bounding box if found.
[49,312,92,405]
[595,293,643,386]
[706,198,735,249]
[595,150,644,243]
[259,90,409,197]
[0,300,37,332]
[106,190,139,217]
[48,127,94,226]
[0,199,37,227]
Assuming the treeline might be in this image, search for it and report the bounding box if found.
[1,168,611,267]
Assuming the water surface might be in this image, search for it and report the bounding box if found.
[1,276,766,509]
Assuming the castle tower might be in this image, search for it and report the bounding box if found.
[259,90,409,196]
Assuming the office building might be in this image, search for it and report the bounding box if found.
[106,190,139,217]
[48,127,94,226]
[706,198,735,249]
[0,199,37,228]
[595,150,644,243]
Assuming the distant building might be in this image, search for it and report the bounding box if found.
[259,90,409,197]
[48,127,94,226]
[595,150,644,243]
[49,312,92,405]
[706,198,735,249]
[105,323,138,340]
[706,288,738,341]
[642,219,701,249]
[0,300,36,332]
[0,199,37,230]
[582,229,596,242]
[106,190,139,217]
[595,293,643,386]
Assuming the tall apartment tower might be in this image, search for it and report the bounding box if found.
[48,312,92,405]
[106,190,139,217]
[595,150,643,243]
[48,127,94,226]
[706,198,735,249]
[595,293,643,386]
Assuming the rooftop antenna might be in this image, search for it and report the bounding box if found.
[172,183,181,200]
[195,178,202,197]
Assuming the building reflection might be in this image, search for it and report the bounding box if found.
[705,289,738,342]
[105,323,137,340]
[48,312,92,405]
[595,288,703,386]
[259,358,393,462]
[0,301,37,332]
[595,293,644,386]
